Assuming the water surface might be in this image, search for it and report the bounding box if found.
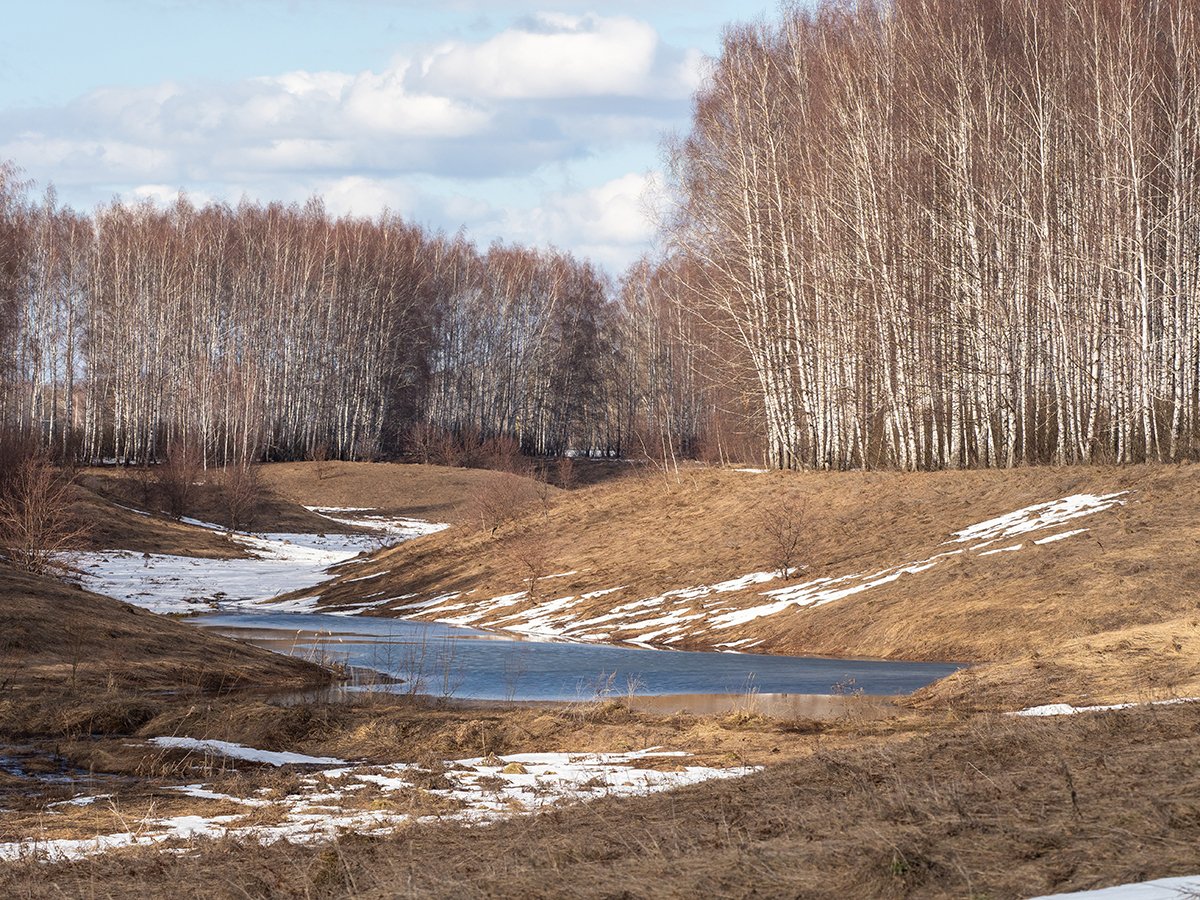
[193,611,960,702]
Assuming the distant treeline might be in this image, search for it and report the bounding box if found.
[5,0,1200,471]
[0,174,656,464]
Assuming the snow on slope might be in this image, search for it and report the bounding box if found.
[1026,875,1200,899]
[305,507,450,537]
[73,508,446,615]
[1,743,755,862]
[148,737,347,767]
[393,492,1128,647]
[1013,697,1200,717]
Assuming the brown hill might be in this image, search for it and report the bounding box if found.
[293,463,1200,707]
[0,563,328,737]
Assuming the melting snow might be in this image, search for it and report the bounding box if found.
[407,492,1129,648]
[1025,875,1200,899]
[979,544,1023,557]
[1034,529,1089,545]
[73,509,447,615]
[305,507,450,537]
[1013,697,1200,717]
[947,493,1126,544]
[149,737,347,767]
[0,745,756,862]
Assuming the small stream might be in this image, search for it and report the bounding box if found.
[192,611,960,703]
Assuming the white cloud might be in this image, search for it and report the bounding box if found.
[0,12,705,272]
[315,175,417,216]
[500,171,665,270]
[241,139,355,170]
[343,68,490,135]
[0,134,174,181]
[130,183,214,207]
[419,14,664,99]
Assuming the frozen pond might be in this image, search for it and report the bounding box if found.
[192,611,960,701]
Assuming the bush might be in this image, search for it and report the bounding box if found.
[506,527,552,602]
[310,442,333,481]
[0,452,89,575]
[757,494,808,579]
[157,440,203,518]
[219,460,264,531]
[470,473,539,534]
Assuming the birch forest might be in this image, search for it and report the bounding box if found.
[4,0,1200,471]
[0,166,628,464]
[654,0,1200,469]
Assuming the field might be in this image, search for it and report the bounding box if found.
[295,461,1200,710]
[1,460,1198,897]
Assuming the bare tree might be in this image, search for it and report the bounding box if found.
[157,439,203,519]
[0,453,89,575]
[507,528,552,603]
[756,495,807,580]
[651,0,1200,471]
[470,473,539,535]
[310,442,332,481]
[218,458,264,532]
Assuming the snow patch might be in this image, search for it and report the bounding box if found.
[1013,697,1200,717]
[948,493,1126,545]
[74,510,447,615]
[1025,875,1200,899]
[0,747,755,862]
[150,737,348,767]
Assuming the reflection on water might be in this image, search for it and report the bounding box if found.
[193,611,961,703]
[271,687,897,720]
[625,692,894,719]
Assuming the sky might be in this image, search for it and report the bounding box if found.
[0,0,779,273]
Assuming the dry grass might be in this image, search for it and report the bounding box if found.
[67,478,250,557]
[912,614,1200,711]
[76,467,355,542]
[4,703,1199,899]
[257,461,561,525]
[297,463,1200,703]
[0,563,329,740]
[122,694,827,770]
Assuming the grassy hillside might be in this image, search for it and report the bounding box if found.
[294,462,1200,707]
[258,460,561,524]
[0,564,329,738]
[70,461,547,554]
[8,702,1197,899]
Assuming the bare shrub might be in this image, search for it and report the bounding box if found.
[406,422,462,466]
[757,495,808,579]
[473,434,525,474]
[218,460,264,532]
[470,473,537,534]
[502,647,530,703]
[434,429,466,467]
[406,421,438,465]
[310,442,332,481]
[556,455,576,489]
[407,423,467,467]
[0,453,90,575]
[157,440,203,518]
[507,527,552,602]
[128,464,158,509]
[0,428,37,495]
